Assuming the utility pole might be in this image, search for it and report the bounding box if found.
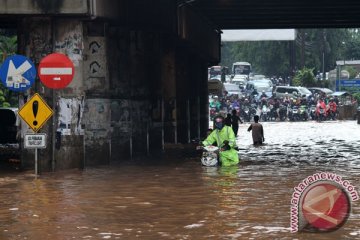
[300,30,305,68]
[322,29,326,80]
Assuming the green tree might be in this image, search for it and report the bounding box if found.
[343,29,360,60]
[353,92,360,103]
[221,40,291,77]
[296,29,350,74]
[293,67,316,87]
[344,66,357,79]
[0,34,18,107]
[0,35,17,62]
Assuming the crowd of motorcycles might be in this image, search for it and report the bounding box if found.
[209,94,339,123]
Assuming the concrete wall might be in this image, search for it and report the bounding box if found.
[338,105,358,120]
[0,0,119,19]
[16,0,216,170]
[0,0,88,14]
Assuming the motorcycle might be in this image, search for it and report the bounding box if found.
[210,107,217,119]
[199,145,219,167]
[327,105,337,120]
[268,105,278,121]
[309,105,317,120]
[260,105,269,122]
[278,105,287,121]
[289,106,299,121]
[250,104,258,120]
[318,107,326,121]
[241,106,251,122]
[298,105,308,121]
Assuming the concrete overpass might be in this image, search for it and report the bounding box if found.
[0,0,359,171]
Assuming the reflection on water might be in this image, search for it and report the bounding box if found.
[0,121,359,239]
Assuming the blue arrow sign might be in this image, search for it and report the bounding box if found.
[0,55,36,92]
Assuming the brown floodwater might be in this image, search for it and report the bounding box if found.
[0,121,359,239]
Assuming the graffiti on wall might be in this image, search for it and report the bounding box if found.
[85,37,106,91]
[57,97,85,135]
[55,22,83,66]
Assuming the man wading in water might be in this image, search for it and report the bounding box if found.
[247,115,265,145]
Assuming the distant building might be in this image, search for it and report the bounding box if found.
[335,60,360,92]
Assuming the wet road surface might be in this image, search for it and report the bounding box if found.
[0,121,359,239]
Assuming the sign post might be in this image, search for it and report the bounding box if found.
[19,94,53,178]
[24,133,47,179]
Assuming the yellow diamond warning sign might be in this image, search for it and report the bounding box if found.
[18,93,53,132]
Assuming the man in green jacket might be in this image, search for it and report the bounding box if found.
[202,115,239,167]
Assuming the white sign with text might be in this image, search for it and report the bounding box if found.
[24,134,47,149]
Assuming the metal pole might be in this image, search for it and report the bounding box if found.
[83,135,86,169]
[197,97,200,140]
[146,123,150,156]
[35,148,38,179]
[322,52,325,80]
[161,98,165,151]
[187,99,190,143]
[109,139,112,163]
[174,98,177,144]
[130,135,133,160]
[51,18,56,172]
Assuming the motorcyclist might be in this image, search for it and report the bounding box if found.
[328,98,337,119]
[210,96,221,112]
[202,115,239,167]
[300,95,308,105]
[272,97,281,120]
[251,88,259,97]
[282,93,292,120]
[260,90,267,99]
[316,99,327,119]
[260,96,268,108]
[243,98,251,108]
[283,92,291,105]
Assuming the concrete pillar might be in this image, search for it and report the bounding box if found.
[19,17,86,171]
[16,0,213,169]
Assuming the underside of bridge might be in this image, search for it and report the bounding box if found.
[1,0,359,171]
[189,0,360,29]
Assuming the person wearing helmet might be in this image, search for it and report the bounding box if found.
[260,90,267,99]
[202,115,239,166]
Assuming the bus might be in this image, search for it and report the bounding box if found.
[208,66,229,79]
[232,62,252,78]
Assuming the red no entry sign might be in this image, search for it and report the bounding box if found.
[38,53,75,89]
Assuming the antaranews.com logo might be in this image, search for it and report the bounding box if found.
[290,172,359,233]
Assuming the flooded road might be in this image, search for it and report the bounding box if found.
[0,121,359,239]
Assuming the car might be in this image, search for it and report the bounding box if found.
[223,83,241,97]
[251,74,266,80]
[307,87,333,96]
[245,80,273,97]
[0,108,19,167]
[231,75,247,89]
[253,79,273,88]
[0,108,18,144]
[274,86,312,98]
